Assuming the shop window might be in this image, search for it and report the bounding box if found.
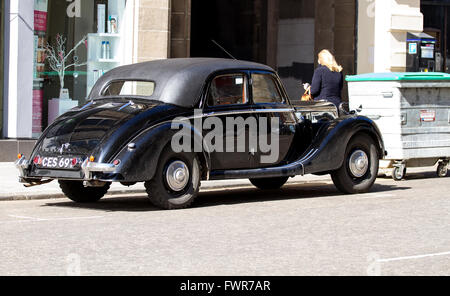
[33,0,127,137]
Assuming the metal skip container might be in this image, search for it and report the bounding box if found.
[346,72,450,180]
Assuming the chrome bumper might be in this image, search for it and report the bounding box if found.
[81,159,116,180]
[15,157,30,178]
[15,156,116,181]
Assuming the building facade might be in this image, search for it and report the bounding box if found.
[0,0,448,160]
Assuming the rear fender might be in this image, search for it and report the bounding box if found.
[111,121,211,182]
[303,116,384,175]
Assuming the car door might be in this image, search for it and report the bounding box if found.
[202,72,257,170]
[250,71,297,167]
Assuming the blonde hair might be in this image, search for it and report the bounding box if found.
[318,49,343,72]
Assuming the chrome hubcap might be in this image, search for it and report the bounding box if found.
[349,150,369,178]
[165,160,189,192]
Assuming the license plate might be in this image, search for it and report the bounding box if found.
[39,156,79,169]
[420,110,435,122]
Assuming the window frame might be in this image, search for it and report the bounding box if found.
[250,71,288,105]
[203,71,251,108]
[100,79,156,98]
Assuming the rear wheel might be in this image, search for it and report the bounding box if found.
[59,180,110,203]
[145,148,200,210]
[249,177,289,190]
[331,134,379,194]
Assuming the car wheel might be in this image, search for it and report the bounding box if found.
[331,134,379,194]
[58,180,110,203]
[249,177,289,190]
[144,148,200,210]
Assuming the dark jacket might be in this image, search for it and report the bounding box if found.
[310,65,343,107]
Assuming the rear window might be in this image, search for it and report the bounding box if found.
[102,80,155,97]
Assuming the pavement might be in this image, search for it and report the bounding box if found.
[0,162,331,201]
[0,165,449,275]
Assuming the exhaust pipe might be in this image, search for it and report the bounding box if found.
[21,179,54,188]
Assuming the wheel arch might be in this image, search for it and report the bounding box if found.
[113,121,211,182]
[303,116,384,175]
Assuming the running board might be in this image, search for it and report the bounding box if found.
[209,149,319,180]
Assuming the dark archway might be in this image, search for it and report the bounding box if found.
[190,0,268,64]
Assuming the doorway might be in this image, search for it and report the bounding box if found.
[421,1,450,73]
[190,0,269,64]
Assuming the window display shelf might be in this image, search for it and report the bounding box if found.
[86,0,126,97]
[88,33,121,38]
[89,59,121,63]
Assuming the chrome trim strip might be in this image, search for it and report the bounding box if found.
[79,101,93,111]
[191,108,294,119]
[118,101,132,111]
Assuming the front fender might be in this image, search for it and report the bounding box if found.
[110,121,211,182]
[303,115,384,175]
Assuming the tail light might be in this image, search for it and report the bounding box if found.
[33,156,41,164]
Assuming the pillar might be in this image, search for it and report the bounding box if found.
[5,0,34,138]
[373,0,423,72]
[137,0,171,62]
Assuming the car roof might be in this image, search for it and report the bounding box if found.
[88,58,274,107]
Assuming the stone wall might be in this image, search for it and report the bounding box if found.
[137,0,171,62]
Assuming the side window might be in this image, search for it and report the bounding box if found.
[251,73,283,104]
[206,74,247,106]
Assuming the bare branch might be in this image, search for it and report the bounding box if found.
[64,61,87,70]
[64,35,87,62]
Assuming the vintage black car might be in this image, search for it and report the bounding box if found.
[16,58,385,209]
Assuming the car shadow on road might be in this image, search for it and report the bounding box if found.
[42,181,411,212]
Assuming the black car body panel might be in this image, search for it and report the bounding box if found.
[17,58,384,187]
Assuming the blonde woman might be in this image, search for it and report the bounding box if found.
[304,49,343,107]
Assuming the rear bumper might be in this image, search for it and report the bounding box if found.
[15,157,117,183]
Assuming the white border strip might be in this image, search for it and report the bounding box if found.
[378,251,450,263]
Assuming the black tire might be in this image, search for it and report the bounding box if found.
[144,148,201,210]
[392,166,406,181]
[249,177,289,190]
[437,163,448,177]
[58,180,110,203]
[331,134,379,194]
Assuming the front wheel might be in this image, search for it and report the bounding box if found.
[59,180,110,203]
[249,177,289,190]
[331,134,379,194]
[145,148,201,210]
